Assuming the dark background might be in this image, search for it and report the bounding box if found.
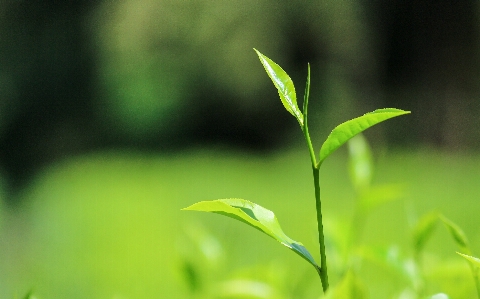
[1,0,479,198]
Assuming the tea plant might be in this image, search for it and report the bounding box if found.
[183,49,410,295]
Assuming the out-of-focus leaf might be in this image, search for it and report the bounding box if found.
[359,184,404,213]
[324,271,366,299]
[183,199,319,272]
[319,109,410,165]
[183,222,224,266]
[347,133,373,192]
[440,215,470,251]
[360,245,420,289]
[181,260,200,293]
[216,279,282,299]
[23,290,37,299]
[457,252,480,268]
[254,49,303,126]
[412,211,439,255]
[427,293,450,299]
[178,223,225,292]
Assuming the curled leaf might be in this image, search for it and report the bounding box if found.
[254,49,303,126]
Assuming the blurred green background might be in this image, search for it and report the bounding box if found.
[0,1,479,298]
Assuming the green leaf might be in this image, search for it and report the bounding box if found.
[412,211,439,255]
[254,49,303,126]
[457,252,480,268]
[347,133,373,192]
[319,108,410,165]
[440,215,470,251]
[183,198,319,272]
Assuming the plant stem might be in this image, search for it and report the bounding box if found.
[313,166,329,292]
[302,63,329,292]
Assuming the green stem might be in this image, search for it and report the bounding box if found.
[302,63,329,292]
[313,166,329,292]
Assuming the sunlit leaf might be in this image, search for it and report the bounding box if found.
[183,199,319,272]
[319,108,410,165]
[412,211,439,255]
[440,215,470,251]
[457,252,480,268]
[254,49,303,126]
[347,133,373,192]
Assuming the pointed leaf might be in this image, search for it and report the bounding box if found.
[319,108,410,165]
[183,199,319,271]
[254,49,303,125]
[457,252,480,268]
[440,215,470,251]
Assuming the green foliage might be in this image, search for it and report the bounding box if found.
[6,149,480,298]
[183,49,409,295]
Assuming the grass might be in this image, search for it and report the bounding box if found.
[0,147,479,298]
